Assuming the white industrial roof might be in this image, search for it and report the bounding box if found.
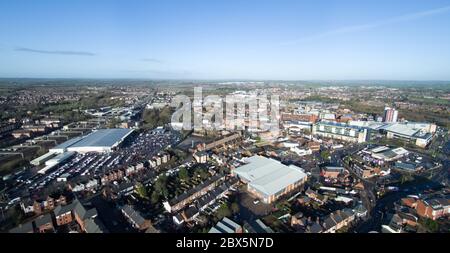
[348,121,387,130]
[369,146,390,153]
[234,156,307,197]
[45,151,76,166]
[30,152,57,164]
[391,147,409,156]
[38,164,56,174]
[382,123,419,137]
[370,146,409,161]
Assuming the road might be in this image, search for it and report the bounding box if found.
[353,176,444,233]
[328,144,378,212]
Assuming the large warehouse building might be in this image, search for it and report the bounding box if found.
[348,121,436,148]
[50,128,134,153]
[233,156,307,204]
[381,123,435,148]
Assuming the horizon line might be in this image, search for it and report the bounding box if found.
[0,77,449,82]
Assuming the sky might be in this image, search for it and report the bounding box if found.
[1,0,450,80]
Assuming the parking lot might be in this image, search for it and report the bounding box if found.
[9,129,182,198]
[121,129,181,164]
[237,189,272,219]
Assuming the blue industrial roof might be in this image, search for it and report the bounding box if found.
[52,136,84,150]
[316,121,367,131]
[53,129,133,150]
[70,129,133,148]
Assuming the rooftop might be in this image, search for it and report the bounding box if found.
[233,156,307,197]
[382,123,419,137]
[324,166,345,172]
[52,128,134,151]
[209,217,241,233]
[316,121,367,131]
[34,213,53,227]
[121,205,146,226]
[84,217,107,233]
[168,174,224,206]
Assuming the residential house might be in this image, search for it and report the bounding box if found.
[194,151,208,164]
[209,217,243,233]
[54,203,75,226]
[382,213,404,233]
[180,205,200,223]
[305,188,326,205]
[84,217,108,233]
[353,203,368,218]
[401,198,418,209]
[322,209,355,233]
[121,205,151,231]
[321,166,345,179]
[52,199,104,233]
[306,222,323,233]
[354,164,380,179]
[291,212,310,230]
[163,174,224,213]
[35,214,55,233]
[415,197,450,220]
[211,154,225,165]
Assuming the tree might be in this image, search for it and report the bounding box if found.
[231,202,240,214]
[158,106,172,125]
[135,182,148,200]
[142,106,174,130]
[199,227,209,233]
[400,174,413,184]
[420,218,439,233]
[219,166,229,174]
[320,150,331,160]
[178,168,189,182]
[151,191,160,204]
[216,203,232,219]
[142,109,158,129]
[303,128,311,135]
[154,175,169,198]
[194,168,209,180]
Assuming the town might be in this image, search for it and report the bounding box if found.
[0,80,448,234]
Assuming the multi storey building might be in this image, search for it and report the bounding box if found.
[384,107,399,123]
[312,122,369,143]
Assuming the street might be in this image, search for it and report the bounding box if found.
[353,177,444,233]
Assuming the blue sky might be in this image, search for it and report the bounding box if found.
[1,0,450,80]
